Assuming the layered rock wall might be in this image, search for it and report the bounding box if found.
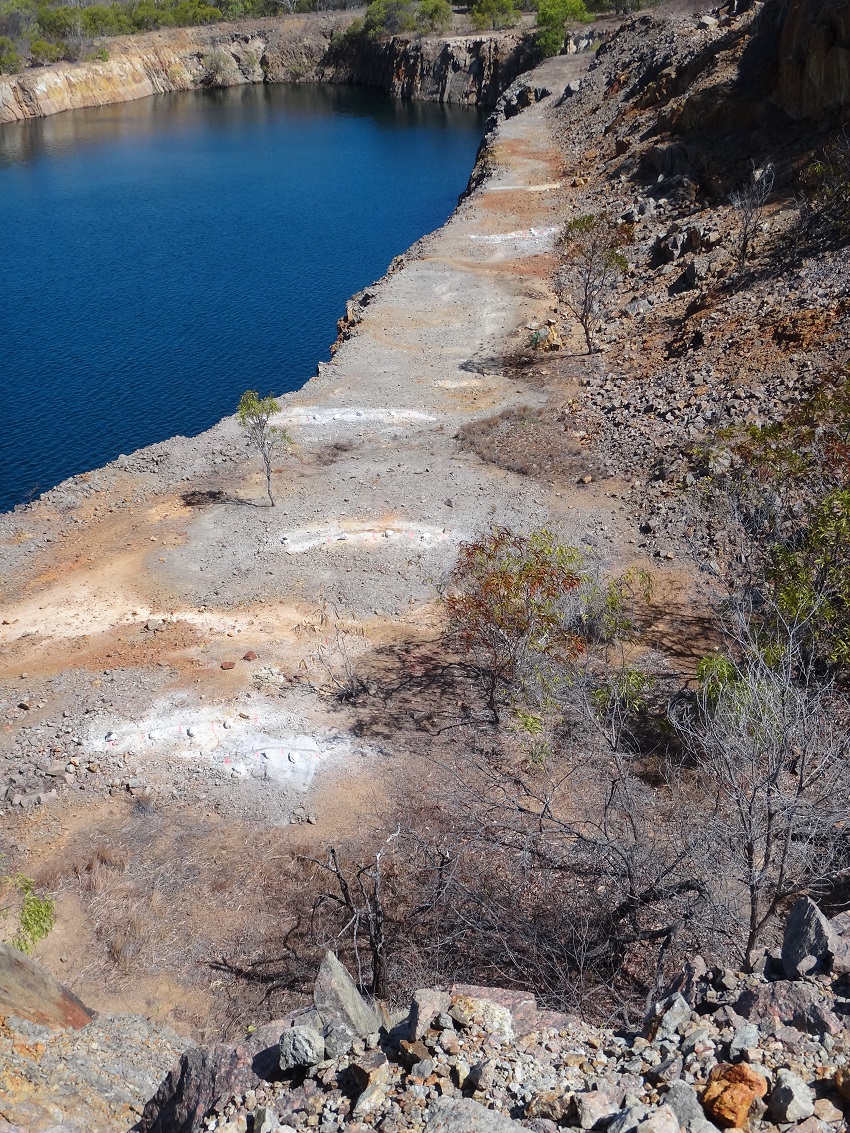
[0,16,337,124]
[320,31,539,106]
[775,0,850,118]
[0,16,538,125]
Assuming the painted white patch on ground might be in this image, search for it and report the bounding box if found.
[275,523,456,555]
[0,584,150,643]
[276,407,437,426]
[486,182,562,192]
[467,225,559,248]
[90,700,353,794]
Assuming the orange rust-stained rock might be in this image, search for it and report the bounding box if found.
[701,1063,768,1129]
[0,943,94,1031]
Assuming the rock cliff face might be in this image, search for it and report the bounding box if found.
[320,31,539,106]
[0,16,338,124]
[775,0,850,118]
[0,16,538,125]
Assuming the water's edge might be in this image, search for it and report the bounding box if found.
[0,15,539,124]
[1,70,519,520]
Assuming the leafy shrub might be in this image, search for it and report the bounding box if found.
[469,0,517,29]
[29,34,62,62]
[535,0,587,57]
[1,870,56,954]
[442,527,585,718]
[81,5,133,34]
[416,0,450,32]
[35,2,77,37]
[0,32,22,70]
[363,0,416,37]
[808,129,850,238]
[201,47,232,85]
[171,0,222,23]
[131,0,175,27]
[330,13,364,47]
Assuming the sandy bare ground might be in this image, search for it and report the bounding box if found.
[0,51,682,1029]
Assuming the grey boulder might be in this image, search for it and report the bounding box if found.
[279,1025,325,1071]
[425,1097,524,1132]
[313,951,381,1052]
[410,987,452,1041]
[769,1068,815,1123]
[665,1081,720,1133]
[782,898,835,978]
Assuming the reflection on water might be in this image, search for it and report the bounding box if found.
[0,84,483,511]
[0,84,476,167]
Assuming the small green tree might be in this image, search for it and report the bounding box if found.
[557,213,629,353]
[417,0,451,32]
[535,0,587,57]
[364,0,417,36]
[469,0,517,30]
[442,527,585,720]
[237,389,292,506]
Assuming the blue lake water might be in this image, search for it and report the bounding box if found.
[0,84,484,512]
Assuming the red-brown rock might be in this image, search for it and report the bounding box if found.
[701,1063,768,1129]
[0,943,93,1030]
[220,661,236,670]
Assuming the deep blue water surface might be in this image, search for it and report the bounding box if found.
[0,84,484,512]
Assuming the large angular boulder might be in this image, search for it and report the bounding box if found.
[312,951,381,1056]
[449,994,514,1041]
[279,1024,324,1071]
[0,942,93,1030]
[769,1069,815,1123]
[409,988,452,1040]
[782,898,836,978]
[666,1080,721,1133]
[829,910,850,975]
[734,980,842,1036]
[136,1021,283,1133]
[646,993,691,1040]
